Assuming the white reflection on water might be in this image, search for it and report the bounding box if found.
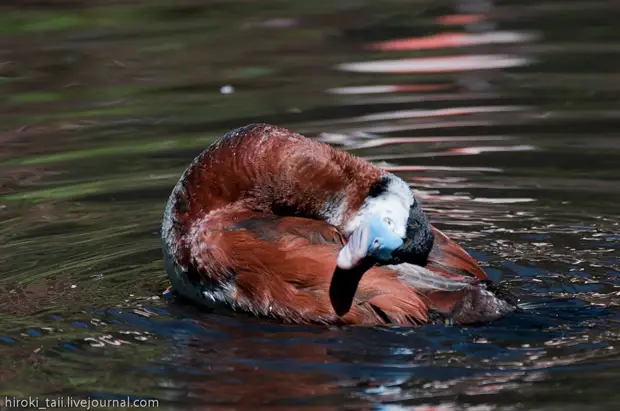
[350,106,526,122]
[337,55,531,73]
[327,84,450,95]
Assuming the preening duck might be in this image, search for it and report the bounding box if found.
[161,123,517,326]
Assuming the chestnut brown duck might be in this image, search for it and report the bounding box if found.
[161,123,517,326]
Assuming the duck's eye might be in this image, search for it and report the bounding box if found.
[383,217,395,230]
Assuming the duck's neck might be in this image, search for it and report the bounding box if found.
[169,124,388,236]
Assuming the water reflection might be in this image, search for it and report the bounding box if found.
[0,0,619,410]
[368,31,537,51]
[337,55,531,74]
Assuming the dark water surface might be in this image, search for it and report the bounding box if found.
[1,1,619,410]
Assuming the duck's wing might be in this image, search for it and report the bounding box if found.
[180,211,513,326]
[182,210,433,325]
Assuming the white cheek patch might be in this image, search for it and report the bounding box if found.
[365,194,409,238]
[344,174,414,240]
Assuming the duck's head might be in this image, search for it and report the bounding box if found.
[337,174,434,270]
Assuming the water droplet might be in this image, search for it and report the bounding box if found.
[220,85,234,94]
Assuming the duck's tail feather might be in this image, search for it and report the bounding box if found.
[387,263,519,325]
[386,262,478,292]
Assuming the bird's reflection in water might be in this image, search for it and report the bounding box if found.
[156,316,352,409]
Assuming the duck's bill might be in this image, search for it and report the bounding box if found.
[336,216,403,270]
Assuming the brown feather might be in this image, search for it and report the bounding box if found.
[186,209,433,325]
[426,226,488,281]
[170,124,383,246]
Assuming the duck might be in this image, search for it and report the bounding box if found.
[161,123,517,326]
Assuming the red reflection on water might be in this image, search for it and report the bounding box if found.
[172,322,359,409]
[369,32,535,51]
[369,33,466,51]
[435,14,485,26]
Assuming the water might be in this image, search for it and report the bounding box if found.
[1,0,619,409]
